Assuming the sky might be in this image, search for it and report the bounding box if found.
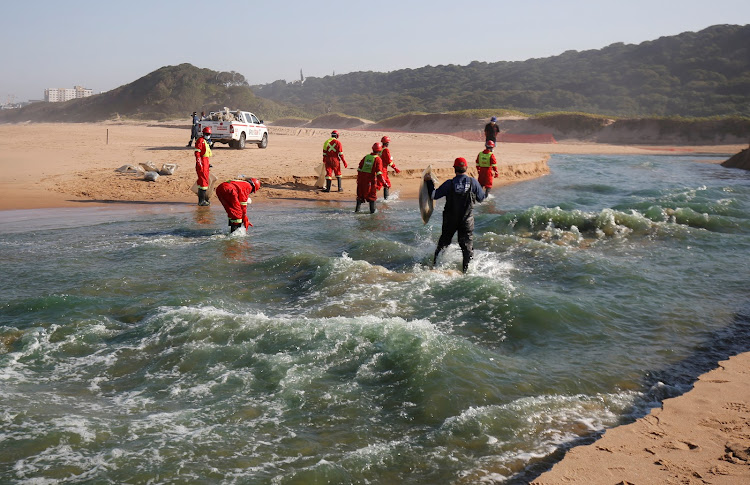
[2,0,749,103]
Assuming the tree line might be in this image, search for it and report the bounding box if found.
[252,24,750,121]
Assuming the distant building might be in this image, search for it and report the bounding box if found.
[44,85,93,102]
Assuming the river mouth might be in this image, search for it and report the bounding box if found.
[2,154,749,483]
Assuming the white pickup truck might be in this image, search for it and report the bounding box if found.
[197,109,269,149]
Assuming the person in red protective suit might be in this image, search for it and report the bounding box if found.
[215,177,261,233]
[322,130,348,193]
[194,126,213,206]
[475,140,499,197]
[356,143,387,214]
[378,136,401,200]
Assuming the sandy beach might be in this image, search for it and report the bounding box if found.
[0,122,741,211]
[1,121,749,483]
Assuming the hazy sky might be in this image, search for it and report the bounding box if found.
[2,0,749,102]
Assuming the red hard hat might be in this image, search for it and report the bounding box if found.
[372,142,383,153]
[381,136,390,144]
[249,177,261,193]
[453,157,468,169]
[486,140,495,148]
[202,126,212,134]
[331,130,339,137]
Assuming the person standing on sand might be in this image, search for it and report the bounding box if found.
[216,177,261,233]
[322,130,348,193]
[187,111,200,147]
[484,116,500,145]
[476,140,499,197]
[426,157,486,273]
[378,136,401,200]
[356,143,387,214]
[194,126,213,206]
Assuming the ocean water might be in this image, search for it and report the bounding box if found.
[2,154,750,484]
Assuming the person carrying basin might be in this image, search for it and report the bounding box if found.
[425,157,486,273]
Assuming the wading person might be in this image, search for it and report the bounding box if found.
[378,136,401,200]
[216,177,261,232]
[322,130,348,192]
[194,126,213,206]
[484,116,499,145]
[426,157,486,273]
[476,140,499,197]
[356,142,386,214]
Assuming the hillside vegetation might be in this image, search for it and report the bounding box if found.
[253,24,750,120]
[0,64,304,123]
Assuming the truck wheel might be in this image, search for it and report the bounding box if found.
[258,133,268,149]
[236,133,246,149]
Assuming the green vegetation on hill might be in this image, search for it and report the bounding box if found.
[252,24,750,120]
[0,64,304,123]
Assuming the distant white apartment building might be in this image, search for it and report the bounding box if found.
[44,85,93,102]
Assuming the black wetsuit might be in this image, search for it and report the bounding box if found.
[433,174,486,272]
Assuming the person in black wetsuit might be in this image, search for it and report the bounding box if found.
[425,157,486,273]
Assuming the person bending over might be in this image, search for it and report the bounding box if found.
[216,177,261,232]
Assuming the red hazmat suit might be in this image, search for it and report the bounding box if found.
[323,137,347,179]
[476,149,498,188]
[194,136,212,189]
[378,146,401,189]
[216,180,255,229]
[356,153,385,202]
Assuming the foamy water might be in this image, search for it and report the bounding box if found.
[1,154,749,483]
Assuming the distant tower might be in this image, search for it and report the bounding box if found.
[300,69,304,83]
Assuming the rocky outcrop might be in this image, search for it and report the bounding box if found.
[722,148,750,170]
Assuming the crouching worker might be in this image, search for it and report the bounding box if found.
[194,126,213,206]
[356,143,386,214]
[425,157,486,273]
[216,177,261,233]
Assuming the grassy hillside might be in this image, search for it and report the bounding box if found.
[0,64,304,123]
[252,24,750,120]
